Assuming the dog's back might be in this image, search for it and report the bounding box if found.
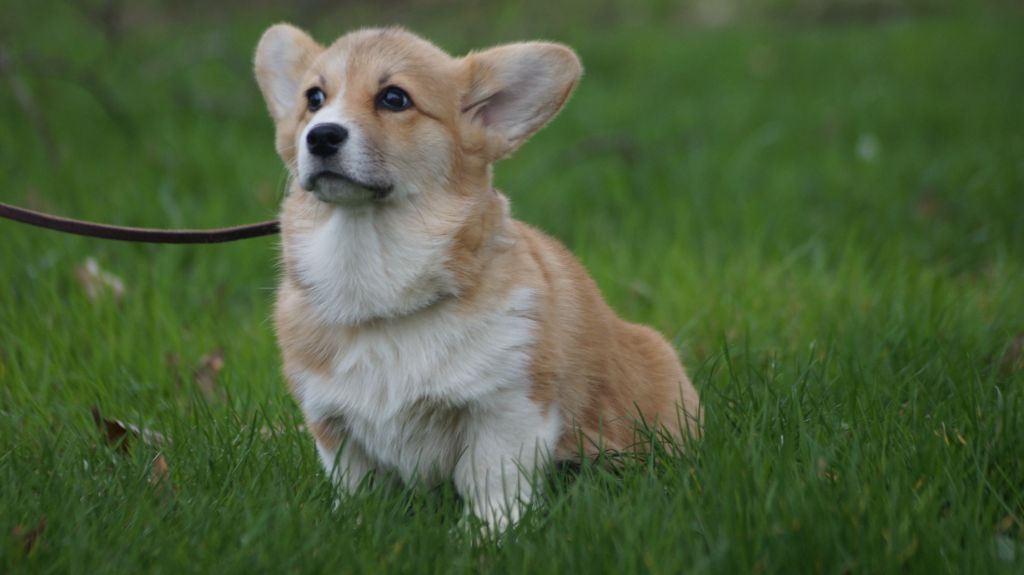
[513,221,702,457]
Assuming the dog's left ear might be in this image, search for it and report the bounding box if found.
[461,42,582,159]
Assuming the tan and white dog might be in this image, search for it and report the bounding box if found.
[254,25,701,531]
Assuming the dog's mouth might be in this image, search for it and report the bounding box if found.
[304,170,393,203]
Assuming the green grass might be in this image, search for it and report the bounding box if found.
[2,2,1023,573]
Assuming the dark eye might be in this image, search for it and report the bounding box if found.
[306,87,326,112]
[376,86,412,112]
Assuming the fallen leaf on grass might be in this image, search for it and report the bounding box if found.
[9,516,46,554]
[91,407,175,498]
[74,257,125,302]
[193,348,226,401]
[91,406,131,453]
[90,406,169,451]
[149,453,175,497]
[150,453,169,483]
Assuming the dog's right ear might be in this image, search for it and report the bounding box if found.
[460,42,582,160]
[254,24,321,122]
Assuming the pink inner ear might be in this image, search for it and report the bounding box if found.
[480,90,514,127]
[479,75,541,130]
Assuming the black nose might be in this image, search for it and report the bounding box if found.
[306,123,348,157]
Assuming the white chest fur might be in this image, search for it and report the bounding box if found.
[282,203,545,483]
[291,287,539,482]
[286,202,460,325]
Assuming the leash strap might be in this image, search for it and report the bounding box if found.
[0,202,279,244]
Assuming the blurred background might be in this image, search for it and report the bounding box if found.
[3,0,1021,337]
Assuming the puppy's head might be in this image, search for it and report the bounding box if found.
[254,25,581,206]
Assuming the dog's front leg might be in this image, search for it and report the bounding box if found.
[454,395,558,534]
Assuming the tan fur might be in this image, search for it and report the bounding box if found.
[309,419,343,454]
[257,25,701,473]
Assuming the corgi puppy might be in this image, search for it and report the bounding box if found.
[254,25,701,531]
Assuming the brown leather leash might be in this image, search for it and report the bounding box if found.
[0,201,279,244]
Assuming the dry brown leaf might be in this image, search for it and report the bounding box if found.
[91,405,131,452]
[150,453,169,483]
[9,516,46,554]
[90,408,175,499]
[149,453,175,498]
[74,257,125,302]
[193,348,226,401]
[90,406,168,452]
